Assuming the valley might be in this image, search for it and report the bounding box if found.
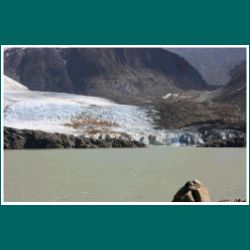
[3,47,247,148]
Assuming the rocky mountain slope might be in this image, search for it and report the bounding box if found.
[213,61,246,112]
[4,48,208,102]
[166,48,246,85]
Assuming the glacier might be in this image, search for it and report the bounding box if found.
[3,76,206,145]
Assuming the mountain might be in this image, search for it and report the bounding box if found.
[4,48,208,102]
[4,48,246,147]
[213,61,246,112]
[166,48,246,85]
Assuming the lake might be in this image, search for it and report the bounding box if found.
[4,147,247,203]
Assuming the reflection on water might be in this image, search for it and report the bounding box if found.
[4,147,246,202]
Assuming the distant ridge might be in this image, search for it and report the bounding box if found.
[213,61,246,112]
[166,48,246,85]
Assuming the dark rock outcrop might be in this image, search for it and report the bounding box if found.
[4,48,208,102]
[202,138,246,147]
[197,125,246,147]
[219,199,246,202]
[4,127,145,149]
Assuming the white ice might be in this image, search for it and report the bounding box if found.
[3,76,169,143]
[3,76,206,145]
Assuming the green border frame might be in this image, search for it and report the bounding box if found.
[0,0,249,248]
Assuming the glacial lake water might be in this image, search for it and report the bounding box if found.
[4,147,247,203]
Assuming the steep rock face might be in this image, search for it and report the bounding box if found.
[4,48,208,101]
[4,127,145,149]
[166,48,246,85]
[213,61,246,112]
[4,48,74,92]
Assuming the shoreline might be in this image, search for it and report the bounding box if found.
[4,126,246,149]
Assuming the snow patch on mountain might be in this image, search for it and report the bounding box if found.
[4,76,28,92]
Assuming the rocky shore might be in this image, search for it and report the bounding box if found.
[198,125,246,147]
[4,127,145,149]
[202,138,246,147]
[4,125,246,149]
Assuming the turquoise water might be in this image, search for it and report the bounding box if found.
[4,147,246,202]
